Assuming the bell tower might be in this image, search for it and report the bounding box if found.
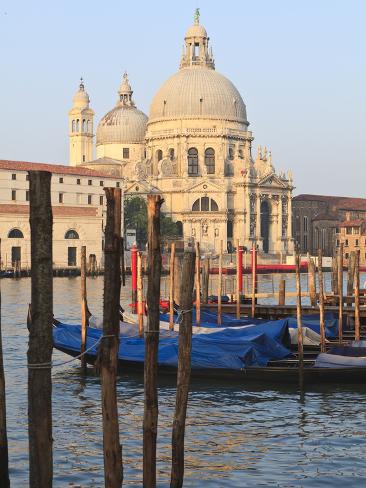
[69,78,94,166]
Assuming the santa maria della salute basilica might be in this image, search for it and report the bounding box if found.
[69,12,294,255]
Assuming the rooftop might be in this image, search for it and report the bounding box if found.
[0,160,120,179]
[294,194,366,211]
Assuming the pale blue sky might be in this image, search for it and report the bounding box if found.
[0,0,365,195]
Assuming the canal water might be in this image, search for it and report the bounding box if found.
[2,274,366,487]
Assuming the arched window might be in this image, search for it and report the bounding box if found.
[176,221,183,237]
[191,198,219,212]
[228,147,234,160]
[205,148,215,174]
[65,229,79,239]
[82,119,86,132]
[188,148,198,176]
[156,150,163,162]
[72,120,76,132]
[8,228,24,238]
[87,120,92,132]
[76,119,80,131]
[169,148,175,160]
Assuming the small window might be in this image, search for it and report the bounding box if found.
[12,173,16,180]
[188,148,198,176]
[59,193,63,203]
[82,155,86,162]
[356,239,359,246]
[169,148,175,160]
[123,148,130,159]
[11,190,16,201]
[100,195,103,205]
[336,239,340,246]
[88,195,92,205]
[77,178,81,185]
[65,229,79,239]
[156,149,163,162]
[100,181,104,186]
[354,227,360,234]
[228,147,234,160]
[346,227,352,235]
[345,239,349,246]
[26,190,29,202]
[205,148,215,174]
[59,177,63,183]
[116,182,120,188]
[8,228,24,238]
[345,253,349,259]
[88,179,92,186]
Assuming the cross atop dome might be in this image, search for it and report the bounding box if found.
[180,11,215,69]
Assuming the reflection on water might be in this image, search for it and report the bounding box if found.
[2,276,366,487]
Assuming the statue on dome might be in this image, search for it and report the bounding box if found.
[194,8,200,24]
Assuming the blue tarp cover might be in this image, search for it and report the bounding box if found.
[53,319,291,371]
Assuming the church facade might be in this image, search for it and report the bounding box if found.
[69,13,294,254]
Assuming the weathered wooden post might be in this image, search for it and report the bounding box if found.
[0,281,9,487]
[347,251,356,298]
[170,247,196,488]
[236,240,241,319]
[137,252,144,337]
[131,243,138,313]
[143,195,163,488]
[80,245,88,374]
[332,248,338,296]
[295,252,304,376]
[169,242,176,331]
[318,249,326,353]
[308,257,317,307]
[217,240,223,325]
[201,257,210,304]
[338,243,344,343]
[27,170,53,488]
[195,242,201,327]
[98,187,123,487]
[354,249,360,341]
[173,255,182,307]
[278,279,286,306]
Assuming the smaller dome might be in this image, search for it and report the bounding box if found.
[185,23,207,38]
[73,79,90,109]
[96,106,147,145]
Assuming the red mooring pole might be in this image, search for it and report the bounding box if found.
[131,244,138,313]
[238,246,243,293]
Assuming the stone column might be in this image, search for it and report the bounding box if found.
[244,186,251,246]
[277,194,282,251]
[256,191,261,248]
[287,192,292,238]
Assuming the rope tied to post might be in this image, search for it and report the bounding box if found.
[176,308,193,325]
[28,333,117,369]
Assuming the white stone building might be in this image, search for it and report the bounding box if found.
[0,160,122,269]
[69,12,294,255]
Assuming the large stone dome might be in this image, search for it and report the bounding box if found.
[96,105,147,145]
[149,67,248,124]
[96,73,147,145]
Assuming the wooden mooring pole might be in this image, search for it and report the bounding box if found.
[332,248,338,296]
[170,247,196,488]
[295,252,304,380]
[251,247,257,318]
[308,257,317,307]
[169,243,176,331]
[137,252,144,337]
[338,243,344,344]
[278,279,286,306]
[143,195,163,488]
[318,249,326,353]
[195,242,201,327]
[0,281,9,487]
[236,240,241,319]
[98,187,123,487]
[217,240,223,326]
[202,257,210,304]
[354,249,360,341]
[80,245,88,374]
[28,170,53,488]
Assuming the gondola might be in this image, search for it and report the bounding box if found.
[52,319,366,384]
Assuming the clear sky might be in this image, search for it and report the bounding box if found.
[0,0,365,196]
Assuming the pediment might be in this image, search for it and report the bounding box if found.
[186,179,224,193]
[125,181,160,194]
[258,173,287,189]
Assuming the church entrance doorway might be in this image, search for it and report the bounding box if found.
[260,201,270,253]
[11,246,21,267]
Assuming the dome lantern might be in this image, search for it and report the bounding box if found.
[118,72,135,107]
[180,9,215,70]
